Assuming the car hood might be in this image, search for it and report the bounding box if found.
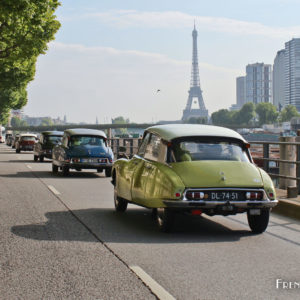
[170,161,263,188]
[67,145,110,158]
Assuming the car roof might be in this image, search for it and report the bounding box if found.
[64,128,107,138]
[41,131,64,136]
[146,124,247,143]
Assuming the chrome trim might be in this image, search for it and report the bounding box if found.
[183,187,269,201]
[163,199,278,208]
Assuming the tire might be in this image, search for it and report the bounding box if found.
[105,168,112,177]
[34,155,38,162]
[247,209,270,234]
[156,208,175,232]
[16,148,20,153]
[113,176,128,212]
[40,156,44,162]
[52,164,58,174]
[62,166,69,176]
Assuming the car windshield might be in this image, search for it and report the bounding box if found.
[171,140,250,162]
[45,135,62,143]
[69,135,105,147]
[21,136,36,141]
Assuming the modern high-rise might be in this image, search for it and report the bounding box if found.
[273,49,286,110]
[236,76,246,108]
[246,63,273,104]
[284,38,300,111]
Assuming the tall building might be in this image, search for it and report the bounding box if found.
[273,49,286,111]
[182,25,208,121]
[236,76,246,108]
[246,63,273,104]
[285,38,300,111]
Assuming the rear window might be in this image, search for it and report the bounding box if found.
[21,136,36,141]
[45,135,63,143]
[171,140,250,162]
[69,135,105,147]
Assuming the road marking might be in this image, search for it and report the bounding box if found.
[130,266,176,300]
[48,185,61,195]
[26,164,32,169]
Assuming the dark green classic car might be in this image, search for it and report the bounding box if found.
[52,128,113,176]
[33,131,63,162]
[112,124,278,233]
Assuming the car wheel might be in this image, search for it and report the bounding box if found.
[105,168,112,177]
[52,164,58,174]
[247,209,270,234]
[156,208,175,232]
[16,148,20,153]
[40,156,44,162]
[113,176,128,212]
[34,155,38,162]
[62,166,69,176]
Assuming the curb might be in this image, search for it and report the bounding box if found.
[272,198,300,220]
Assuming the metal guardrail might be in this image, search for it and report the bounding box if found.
[250,140,300,193]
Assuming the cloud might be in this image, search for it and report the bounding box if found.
[26,42,239,123]
[85,10,300,39]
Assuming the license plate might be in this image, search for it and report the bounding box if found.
[249,209,261,215]
[81,158,97,163]
[210,192,240,201]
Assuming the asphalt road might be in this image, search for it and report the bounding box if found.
[0,144,300,300]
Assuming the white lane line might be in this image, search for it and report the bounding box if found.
[130,266,176,300]
[26,164,32,169]
[48,185,61,195]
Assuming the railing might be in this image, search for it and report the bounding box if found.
[249,139,300,194]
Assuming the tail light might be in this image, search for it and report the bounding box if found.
[186,191,205,200]
[246,192,263,200]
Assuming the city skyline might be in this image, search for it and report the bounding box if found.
[24,0,300,123]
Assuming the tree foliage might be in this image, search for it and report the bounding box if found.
[255,103,279,125]
[0,0,61,124]
[279,105,300,122]
[10,116,28,127]
[183,117,207,124]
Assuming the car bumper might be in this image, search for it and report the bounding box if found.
[20,146,34,151]
[163,199,278,209]
[62,162,112,169]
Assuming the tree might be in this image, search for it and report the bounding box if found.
[184,117,207,124]
[255,103,279,125]
[112,116,130,135]
[211,109,236,126]
[10,116,28,127]
[234,102,255,125]
[40,117,53,126]
[0,0,61,124]
[279,105,300,122]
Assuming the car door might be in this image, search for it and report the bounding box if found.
[131,133,162,206]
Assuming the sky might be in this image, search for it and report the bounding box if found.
[25,0,300,124]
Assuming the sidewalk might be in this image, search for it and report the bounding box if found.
[273,188,300,220]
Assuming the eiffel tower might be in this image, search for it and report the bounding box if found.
[182,24,208,121]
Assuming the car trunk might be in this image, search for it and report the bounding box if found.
[170,161,263,188]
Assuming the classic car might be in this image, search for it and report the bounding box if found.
[15,134,37,153]
[33,131,63,162]
[112,124,278,233]
[52,128,114,176]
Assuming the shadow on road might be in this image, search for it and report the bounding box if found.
[11,208,252,244]
[0,170,105,179]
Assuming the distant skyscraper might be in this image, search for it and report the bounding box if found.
[273,49,286,110]
[182,24,208,121]
[236,76,246,108]
[284,38,300,111]
[246,63,272,104]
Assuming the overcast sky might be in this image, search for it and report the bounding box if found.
[25,0,300,124]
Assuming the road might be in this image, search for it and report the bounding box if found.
[0,143,300,300]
